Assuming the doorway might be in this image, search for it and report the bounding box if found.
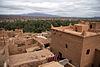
[59,52,62,59]
[90,24,92,29]
[75,27,78,32]
[98,64,100,67]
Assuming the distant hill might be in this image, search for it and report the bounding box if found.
[20,13,59,17]
[93,17,100,19]
[0,13,59,17]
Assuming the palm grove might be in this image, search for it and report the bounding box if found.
[0,20,78,33]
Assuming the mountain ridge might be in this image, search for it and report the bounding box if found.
[0,13,60,17]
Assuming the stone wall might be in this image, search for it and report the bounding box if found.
[80,35,100,67]
[13,59,47,67]
[94,49,100,67]
[51,29,83,67]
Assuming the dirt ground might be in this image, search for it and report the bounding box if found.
[0,46,6,67]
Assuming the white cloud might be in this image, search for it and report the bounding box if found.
[0,0,100,17]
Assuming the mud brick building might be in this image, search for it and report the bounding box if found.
[5,37,55,67]
[0,29,23,47]
[0,29,8,46]
[51,22,100,67]
[4,31,55,67]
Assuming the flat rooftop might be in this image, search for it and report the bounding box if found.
[9,49,54,66]
[75,24,88,26]
[52,27,99,37]
[26,46,41,52]
[39,61,64,67]
[34,37,50,44]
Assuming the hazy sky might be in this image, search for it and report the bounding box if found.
[0,0,100,17]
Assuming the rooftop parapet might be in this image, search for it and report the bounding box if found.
[73,24,89,32]
[51,22,100,37]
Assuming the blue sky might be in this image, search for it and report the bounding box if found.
[0,0,100,17]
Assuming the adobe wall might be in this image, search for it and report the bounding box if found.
[94,49,100,67]
[9,45,26,55]
[0,40,5,46]
[95,23,100,30]
[90,22,100,30]
[10,58,47,67]
[14,29,23,34]
[8,39,38,55]
[0,29,23,46]
[7,32,15,37]
[25,39,34,45]
[0,30,8,46]
[0,39,9,46]
[73,24,89,32]
[51,29,83,67]
[0,30,8,37]
[80,34,100,67]
[5,45,10,65]
[90,23,96,30]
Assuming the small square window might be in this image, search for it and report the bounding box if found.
[66,44,68,48]
[86,49,90,55]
